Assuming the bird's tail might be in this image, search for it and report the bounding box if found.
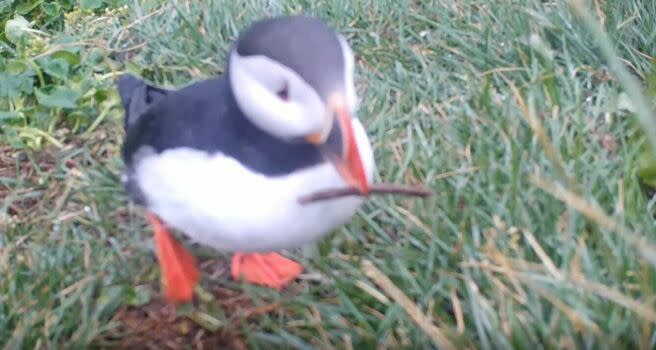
[117,74,171,131]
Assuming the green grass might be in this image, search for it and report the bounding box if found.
[2,0,656,348]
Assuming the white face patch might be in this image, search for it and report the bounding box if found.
[229,51,327,140]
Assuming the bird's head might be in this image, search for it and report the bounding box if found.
[228,15,369,194]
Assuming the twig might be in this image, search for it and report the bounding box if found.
[297,183,432,204]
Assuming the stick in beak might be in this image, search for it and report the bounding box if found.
[306,104,370,195]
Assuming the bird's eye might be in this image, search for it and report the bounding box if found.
[277,82,289,101]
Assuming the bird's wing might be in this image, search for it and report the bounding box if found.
[117,74,172,131]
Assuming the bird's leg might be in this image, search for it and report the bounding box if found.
[231,252,303,290]
[147,212,200,303]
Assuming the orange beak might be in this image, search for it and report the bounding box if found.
[306,105,370,195]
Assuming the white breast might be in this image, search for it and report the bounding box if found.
[133,120,375,252]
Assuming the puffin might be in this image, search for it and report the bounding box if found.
[117,15,375,303]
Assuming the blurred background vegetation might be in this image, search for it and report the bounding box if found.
[1,0,656,348]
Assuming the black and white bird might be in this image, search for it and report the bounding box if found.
[118,15,375,303]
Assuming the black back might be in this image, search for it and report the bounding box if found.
[120,75,339,177]
[117,74,171,131]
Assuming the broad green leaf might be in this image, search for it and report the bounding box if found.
[79,0,104,10]
[51,50,81,67]
[0,72,34,98]
[5,15,31,44]
[35,86,81,108]
[5,59,31,74]
[0,111,23,122]
[38,57,70,80]
[94,88,109,104]
[41,2,61,17]
[58,0,76,10]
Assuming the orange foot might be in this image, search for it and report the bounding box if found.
[231,252,303,290]
[147,213,200,303]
